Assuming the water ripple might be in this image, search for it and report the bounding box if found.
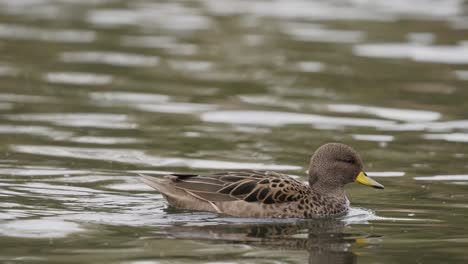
[367,171,406,177]
[60,51,160,67]
[0,219,84,238]
[384,119,468,132]
[0,165,89,176]
[328,104,441,122]
[423,133,468,142]
[4,113,137,130]
[168,60,214,72]
[68,136,143,145]
[282,22,365,43]
[13,182,101,196]
[352,134,394,142]
[0,125,73,139]
[0,64,19,76]
[354,43,468,64]
[203,0,395,21]
[0,0,465,261]
[454,70,468,80]
[414,175,468,181]
[0,93,54,103]
[136,102,217,114]
[0,24,95,43]
[89,91,170,104]
[44,72,113,86]
[296,61,324,72]
[0,102,12,110]
[87,6,211,31]
[204,0,462,19]
[89,91,216,114]
[121,35,199,55]
[201,110,396,129]
[11,145,302,171]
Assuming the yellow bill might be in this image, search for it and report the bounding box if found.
[355,172,384,189]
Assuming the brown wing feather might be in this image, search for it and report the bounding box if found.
[168,171,306,204]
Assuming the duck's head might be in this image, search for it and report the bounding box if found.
[307,143,384,190]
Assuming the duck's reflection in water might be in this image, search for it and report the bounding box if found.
[154,218,373,264]
[244,220,357,264]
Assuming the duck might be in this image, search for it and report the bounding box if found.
[140,143,384,218]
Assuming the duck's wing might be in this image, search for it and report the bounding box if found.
[165,171,306,204]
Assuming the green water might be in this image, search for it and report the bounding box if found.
[1,0,468,263]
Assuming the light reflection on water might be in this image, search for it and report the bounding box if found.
[354,43,468,64]
[45,72,113,86]
[0,0,468,263]
[0,24,96,43]
[60,51,160,67]
[10,145,302,170]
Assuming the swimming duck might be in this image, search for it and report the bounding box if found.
[140,143,384,218]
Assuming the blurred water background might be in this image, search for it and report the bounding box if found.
[1,0,468,263]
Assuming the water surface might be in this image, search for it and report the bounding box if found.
[1,0,468,263]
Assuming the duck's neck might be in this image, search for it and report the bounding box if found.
[310,181,347,200]
[310,182,350,215]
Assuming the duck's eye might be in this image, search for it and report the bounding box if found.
[338,158,355,164]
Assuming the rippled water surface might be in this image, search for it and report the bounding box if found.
[1,0,468,263]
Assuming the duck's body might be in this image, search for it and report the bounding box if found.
[141,171,349,218]
[141,143,384,218]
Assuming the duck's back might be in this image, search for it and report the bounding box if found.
[141,171,316,218]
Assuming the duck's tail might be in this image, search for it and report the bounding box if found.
[139,174,180,205]
[139,174,221,213]
[139,174,168,192]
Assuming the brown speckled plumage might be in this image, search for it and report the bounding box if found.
[141,143,384,218]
